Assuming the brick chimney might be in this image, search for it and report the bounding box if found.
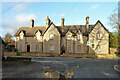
[86,16,89,31]
[61,18,64,27]
[30,19,34,28]
[46,16,50,28]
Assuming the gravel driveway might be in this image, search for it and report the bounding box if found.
[2,57,120,78]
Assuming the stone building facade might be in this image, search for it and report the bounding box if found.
[14,16,109,54]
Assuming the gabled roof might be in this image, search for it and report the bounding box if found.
[56,25,94,36]
[89,20,109,34]
[14,20,109,37]
[14,26,46,36]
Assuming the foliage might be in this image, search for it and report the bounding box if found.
[16,52,21,56]
[109,31,118,48]
[3,33,13,44]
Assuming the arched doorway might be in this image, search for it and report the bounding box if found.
[27,44,30,52]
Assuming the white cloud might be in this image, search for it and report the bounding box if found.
[15,13,36,23]
[11,3,27,11]
[91,4,99,9]
[59,13,66,17]
[1,13,37,35]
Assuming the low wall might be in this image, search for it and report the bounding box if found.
[4,52,17,56]
[4,52,59,57]
[4,52,117,58]
[20,53,59,57]
[62,53,117,59]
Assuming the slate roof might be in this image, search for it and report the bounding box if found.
[14,20,110,37]
[14,24,94,37]
[14,26,46,36]
[56,25,94,36]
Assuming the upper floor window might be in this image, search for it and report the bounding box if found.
[97,45,101,51]
[92,44,94,48]
[96,33,100,39]
[20,35,23,40]
[50,34,54,39]
[67,34,71,40]
[49,44,54,51]
[36,34,40,40]
[77,34,81,40]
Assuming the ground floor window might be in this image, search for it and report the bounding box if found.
[67,45,71,52]
[36,44,39,52]
[20,44,22,51]
[77,45,81,52]
[97,45,101,51]
[27,44,30,52]
[49,44,54,51]
[92,44,94,48]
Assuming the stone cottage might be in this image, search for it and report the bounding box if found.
[14,16,109,54]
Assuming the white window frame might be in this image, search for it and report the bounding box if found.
[49,44,54,51]
[20,35,23,40]
[77,34,81,40]
[97,45,101,51]
[67,34,71,40]
[50,34,54,39]
[36,34,40,40]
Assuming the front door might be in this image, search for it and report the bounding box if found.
[27,44,30,52]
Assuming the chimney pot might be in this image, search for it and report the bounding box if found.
[61,18,64,27]
[46,16,50,28]
[86,16,89,31]
[30,19,34,28]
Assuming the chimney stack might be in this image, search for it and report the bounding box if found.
[46,16,50,28]
[61,18,64,27]
[86,16,89,31]
[30,19,34,28]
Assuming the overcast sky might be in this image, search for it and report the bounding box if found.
[0,1,119,38]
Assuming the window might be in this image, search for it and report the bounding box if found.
[36,34,40,40]
[67,45,71,51]
[49,44,54,51]
[50,34,54,39]
[92,44,94,48]
[36,45,39,52]
[97,45,101,51]
[96,33,100,39]
[20,35,23,40]
[77,45,81,52]
[67,34,71,40]
[20,44,22,51]
[77,34,81,40]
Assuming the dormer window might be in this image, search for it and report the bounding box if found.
[77,34,81,40]
[67,34,71,40]
[96,33,100,39]
[20,35,23,40]
[36,34,40,40]
[50,34,54,39]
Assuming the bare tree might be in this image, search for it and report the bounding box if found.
[108,8,120,54]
